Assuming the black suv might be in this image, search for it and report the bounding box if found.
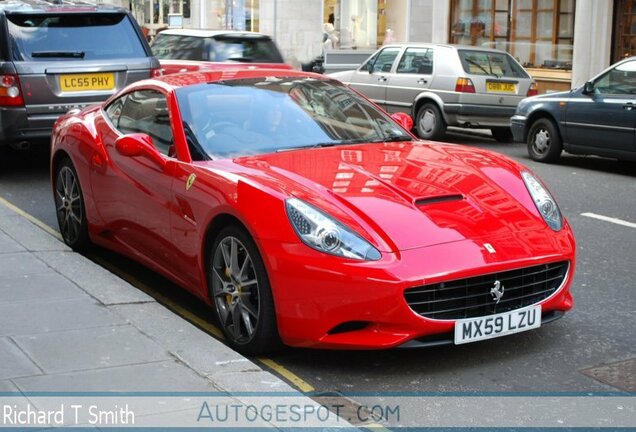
[0,0,160,150]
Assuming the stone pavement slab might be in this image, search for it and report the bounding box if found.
[0,299,124,337]
[13,361,217,393]
[0,252,52,279]
[0,214,70,252]
[112,303,262,378]
[0,338,42,380]
[34,252,154,306]
[13,325,171,374]
[0,231,25,253]
[0,272,87,305]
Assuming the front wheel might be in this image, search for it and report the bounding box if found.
[416,103,446,140]
[527,118,562,163]
[53,158,90,251]
[209,225,281,355]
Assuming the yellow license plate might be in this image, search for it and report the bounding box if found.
[486,82,516,93]
[59,73,115,92]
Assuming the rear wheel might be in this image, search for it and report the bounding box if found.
[416,103,446,140]
[209,225,281,355]
[527,118,562,163]
[54,158,90,251]
[491,127,513,143]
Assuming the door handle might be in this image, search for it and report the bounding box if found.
[417,78,428,84]
[624,103,634,111]
[377,76,387,82]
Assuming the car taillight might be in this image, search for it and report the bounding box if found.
[0,74,24,107]
[527,82,538,97]
[455,77,475,93]
[150,68,163,78]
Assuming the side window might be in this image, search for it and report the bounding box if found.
[361,48,400,73]
[118,90,175,157]
[397,48,434,74]
[104,95,127,128]
[594,61,636,95]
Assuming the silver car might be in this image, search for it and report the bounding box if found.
[330,43,537,142]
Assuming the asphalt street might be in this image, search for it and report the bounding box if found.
[1,131,634,396]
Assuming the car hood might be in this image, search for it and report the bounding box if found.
[232,142,545,252]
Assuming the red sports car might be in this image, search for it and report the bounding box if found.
[50,69,575,354]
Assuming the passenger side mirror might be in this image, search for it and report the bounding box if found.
[365,62,374,73]
[583,81,595,95]
[391,112,414,131]
[115,133,167,169]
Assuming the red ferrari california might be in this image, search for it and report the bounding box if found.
[51,69,575,354]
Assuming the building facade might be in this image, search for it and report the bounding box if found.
[127,0,636,93]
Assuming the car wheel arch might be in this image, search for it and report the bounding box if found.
[412,93,447,123]
[526,111,564,143]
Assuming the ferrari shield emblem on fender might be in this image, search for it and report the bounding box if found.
[186,173,197,191]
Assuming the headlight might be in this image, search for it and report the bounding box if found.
[286,198,381,260]
[521,171,563,231]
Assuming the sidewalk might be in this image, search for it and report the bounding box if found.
[0,199,345,428]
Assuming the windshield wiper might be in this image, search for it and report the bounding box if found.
[276,138,369,153]
[226,56,254,63]
[32,51,85,59]
[464,58,499,78]
[378,134,412,142]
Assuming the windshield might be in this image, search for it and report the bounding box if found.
[176,76,412,159]
[458,49,529,78]
[7,13,147,61]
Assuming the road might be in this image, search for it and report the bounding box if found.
[1,132,635,396]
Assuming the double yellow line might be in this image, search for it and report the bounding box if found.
[0,195,315,393]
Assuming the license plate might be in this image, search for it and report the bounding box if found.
[486,81,516,93]
[454,305,541,345]
[59,73,115,92]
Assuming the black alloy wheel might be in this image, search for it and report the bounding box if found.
[54,158,90,250]
[209,225,281,355]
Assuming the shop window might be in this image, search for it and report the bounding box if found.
[450,0,575,70]
[613,0,636,62]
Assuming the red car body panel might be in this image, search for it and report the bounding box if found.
[159,59,294,75]
[50,69,575,349]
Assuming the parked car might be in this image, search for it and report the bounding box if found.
[51,68,574,354]
[150,29,292,75]
[512,56,636,163]
[329,43,537,142]
[0,0,160,151]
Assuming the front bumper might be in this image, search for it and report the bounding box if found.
[511,114,528,143]
[260,226,576,350]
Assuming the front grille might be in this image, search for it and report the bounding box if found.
[404,261,569,320]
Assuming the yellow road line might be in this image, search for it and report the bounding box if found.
[0,196,315,394]
[0,196,63,241]
[257,357,315,393]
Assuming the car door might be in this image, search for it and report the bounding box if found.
[385,47,434,114]
[93,88,178,271]
[346,47,402,109]
[565,59,636,153]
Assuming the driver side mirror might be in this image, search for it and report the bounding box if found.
[391,112,414,131]
[583,81,595,95]
[115,133,167,169]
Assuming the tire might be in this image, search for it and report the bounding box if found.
[491,127,513,143]
[416,103,446,140]
[53,158,90,251]
[208,225,282,355]
[527,118,562,163]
